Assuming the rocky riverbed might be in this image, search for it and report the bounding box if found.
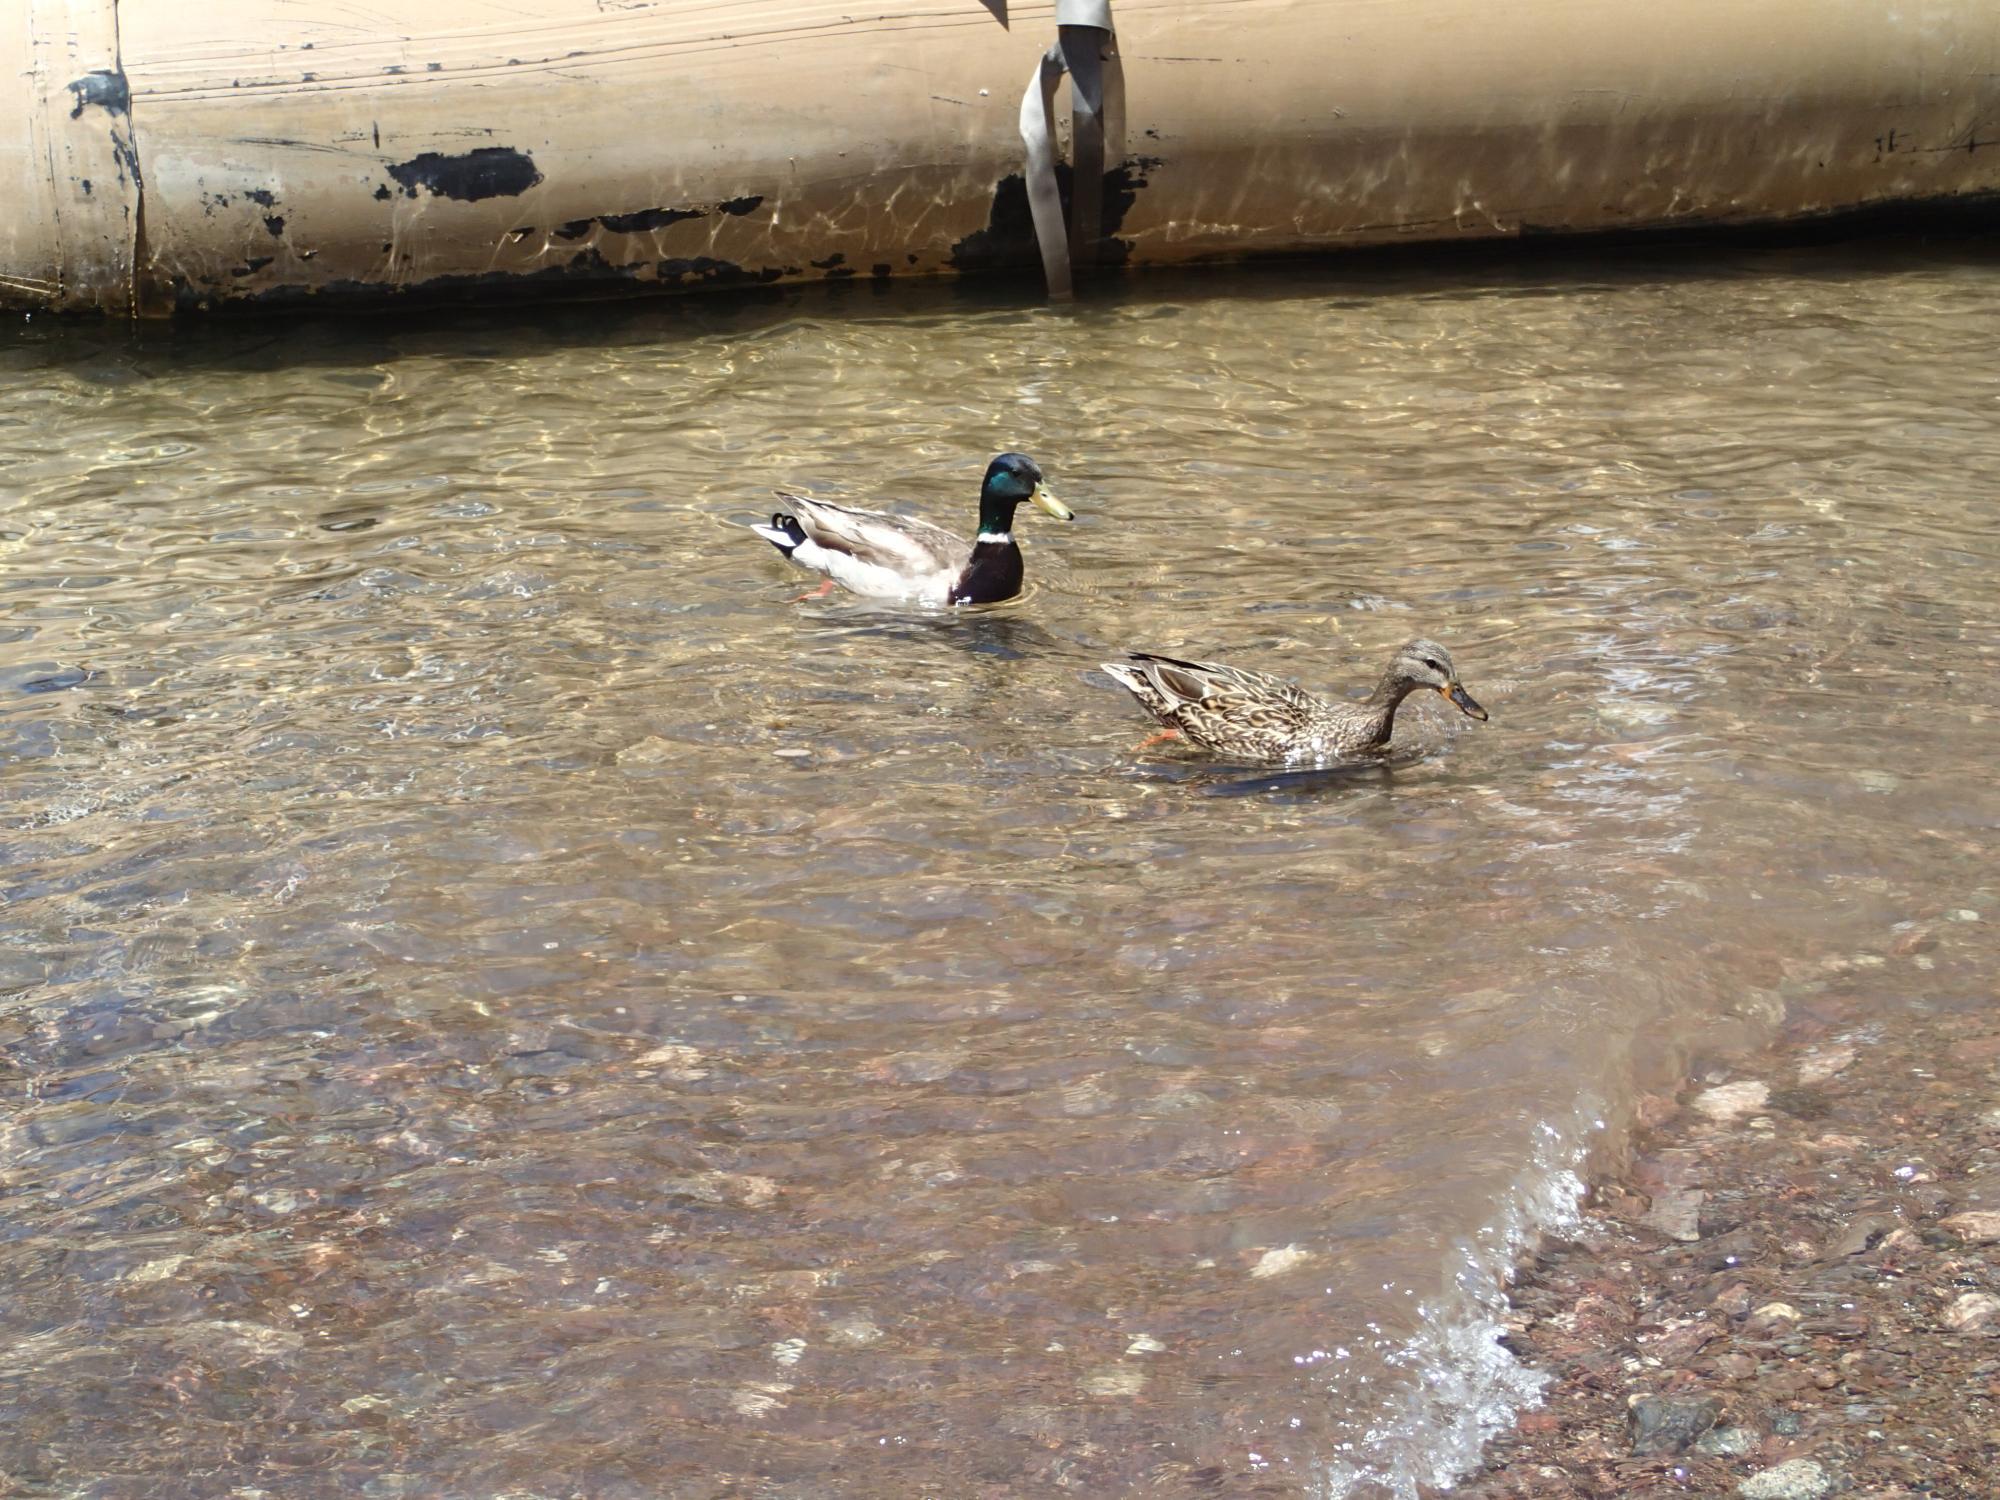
[1451,914,2000,1499]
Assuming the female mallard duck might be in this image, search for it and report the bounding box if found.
[1102,637,1488,764]
[751,452,1072,605]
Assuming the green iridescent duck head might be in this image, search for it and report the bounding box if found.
[975,452,1072,537]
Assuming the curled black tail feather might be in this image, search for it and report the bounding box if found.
[757,512,809,556]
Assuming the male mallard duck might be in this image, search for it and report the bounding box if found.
[751,452,1072,605]
[1102,636,1488,764]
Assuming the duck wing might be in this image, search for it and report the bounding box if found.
[1108,652,1329,736]
[777,492,969,578]
[1132,653,1318,711]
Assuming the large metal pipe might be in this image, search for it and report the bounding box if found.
[7,0,2000,317]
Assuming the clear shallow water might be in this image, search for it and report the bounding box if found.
[2,244,1998,1498]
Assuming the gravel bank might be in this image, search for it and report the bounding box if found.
[1452,919,2000,1499]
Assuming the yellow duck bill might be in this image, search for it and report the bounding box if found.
[1030,484,1074,521]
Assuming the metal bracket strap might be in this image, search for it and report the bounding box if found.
[1019,0,1123,300]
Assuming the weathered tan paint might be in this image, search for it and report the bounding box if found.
[6,0,143,314]
[5,0,2000,316]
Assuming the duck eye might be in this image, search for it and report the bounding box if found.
[1422,658,1444,674]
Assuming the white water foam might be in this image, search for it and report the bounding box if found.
[1316,1109,1598,1498]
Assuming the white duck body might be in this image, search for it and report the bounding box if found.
[752,452,1068,606]
[751,495,982,603]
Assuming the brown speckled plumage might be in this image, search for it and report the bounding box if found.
[1102,637,1488,764]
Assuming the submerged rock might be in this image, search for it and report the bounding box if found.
[1248,1244,1314,1279]
[1694,1424,1760,1456]
[1942,1292,2000,1332]
[1953,1170,2000,1209]
[1796,1046,1856,1085]
[1938,1211,2000,1245]
[1696,1226,1761,1269]
[1645,1185,1705,1242]
[1822,1211,1898,1259]
[1626,1392,1721,1455]
[1737,1458,1832,1499]
[1693,1081,1771,1123]
[1746,1301,1803,1327]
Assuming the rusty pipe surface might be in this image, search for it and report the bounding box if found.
[6,0,2000,316]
